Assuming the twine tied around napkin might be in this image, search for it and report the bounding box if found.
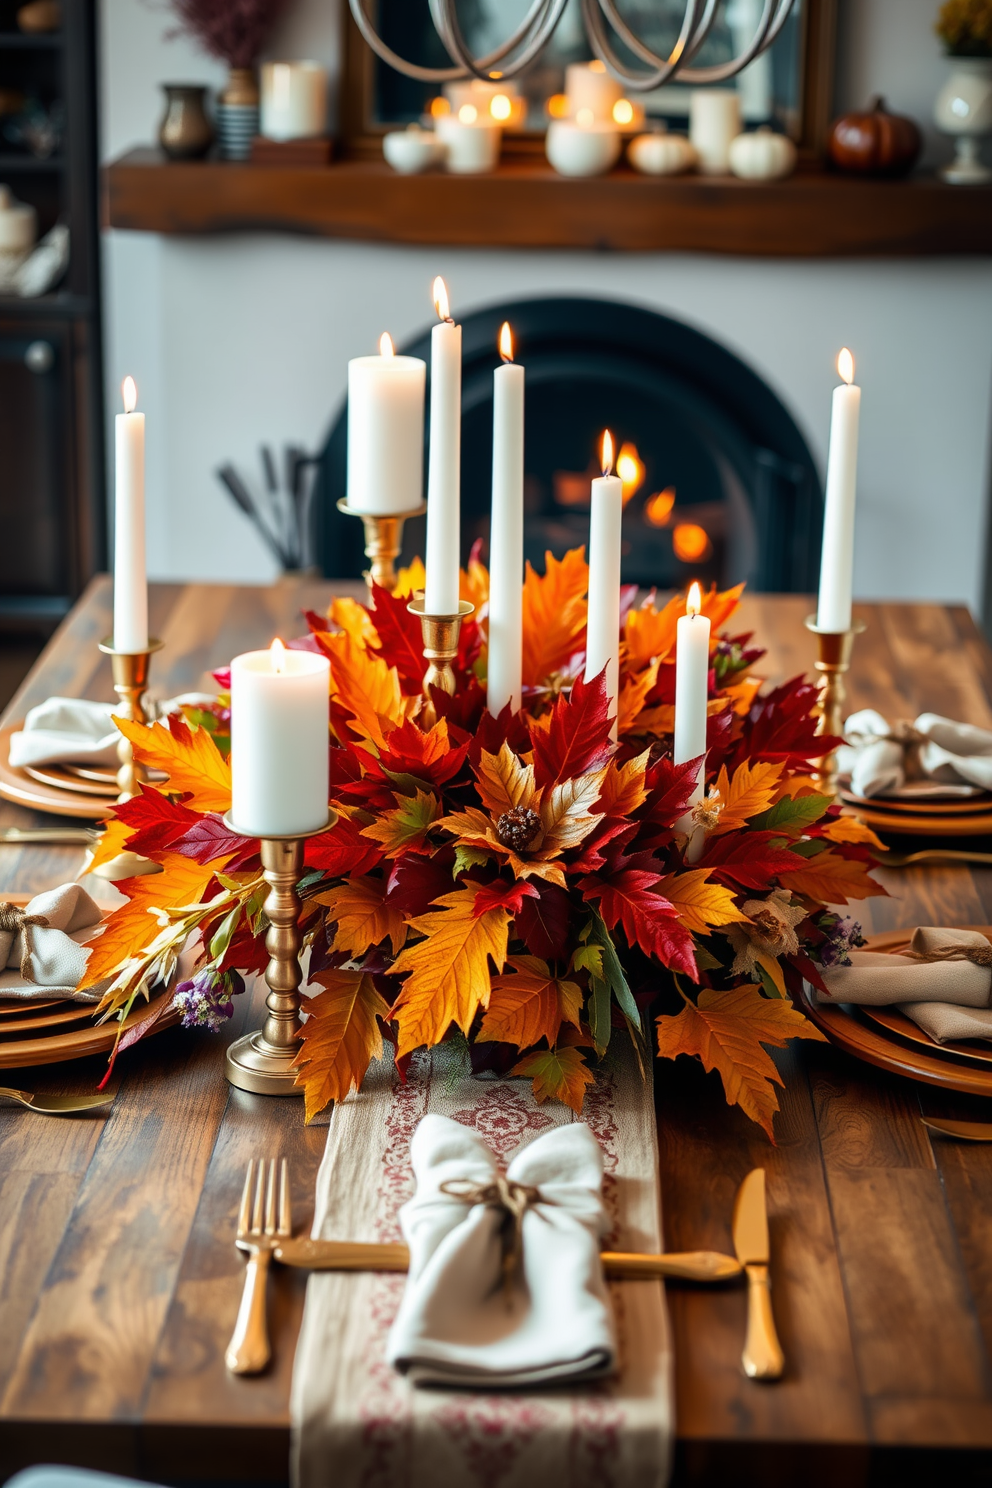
[439,1174,548,1299]
[904,939,992,967]
[0,902,50,978]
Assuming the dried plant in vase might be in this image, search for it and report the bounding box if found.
[169,0,290,157]
[936,0,992,55]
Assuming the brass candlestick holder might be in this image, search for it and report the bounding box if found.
[223,812,336,1096]
[98,637,165,802]
[407,593,474,727]
[337,498,426,595]
[805,615,867,798]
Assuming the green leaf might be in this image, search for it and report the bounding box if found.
[588,909,643,1036]
[453,844,491,878]
[753,793,833,833]
[571,943,604,978]
[382,768,435,796]
[209,904,240,961]
[694,943,724,972]
[782,837,829,859]
[588,974,612,1056]
[756,961,787,999]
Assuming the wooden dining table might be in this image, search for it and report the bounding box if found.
[2,575,992,1488]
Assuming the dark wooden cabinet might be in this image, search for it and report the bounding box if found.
[0,0,103,636]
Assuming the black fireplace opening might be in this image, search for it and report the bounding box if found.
[314,296,822,594]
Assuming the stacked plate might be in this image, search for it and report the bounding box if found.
[840,781,992,838]
[0,720,161,819]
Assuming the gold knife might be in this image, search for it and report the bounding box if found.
[921,1116,992,1142]
[732,1167,784,1380]
[273,1236,743,1282]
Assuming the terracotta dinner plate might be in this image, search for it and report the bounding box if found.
[24,762,118,798]
[800,924,992,1097]
[0,723,114,820]
[841,789,992,817]
[840,802,992,838]
[860,1003,992,1068]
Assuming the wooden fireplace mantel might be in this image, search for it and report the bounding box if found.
[103,149,992,257]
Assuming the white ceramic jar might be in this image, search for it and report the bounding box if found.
[689,89,742,174]
[260,61,328,141]
[383,126,446,174]
[935,58,992,183]
[436,110,501,173]
[545,118,621,177]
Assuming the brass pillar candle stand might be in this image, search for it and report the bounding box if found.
[407,593,475,726]
[336,498,426,595]
[804,616,867,799]
[222,813,336,1096]
[98,637,165,801]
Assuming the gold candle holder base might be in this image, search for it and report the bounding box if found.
[98,637,165,803]
[336,498,426,595]
[805,615,867,799]
[222,812,336,1097]
[407,594,474,727]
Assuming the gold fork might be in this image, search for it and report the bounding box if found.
[225,1157,292,1376]
[0,1085,114,1115]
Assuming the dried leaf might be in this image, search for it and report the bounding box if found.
[80,852,225,990]
[114,714,232,813]
[316,878,408,957]
[539,768,607,854]
[475,742,537,818]
[509,1045,595,1114]
[480,955,583,1047]
[818,815,886,851]
[293,969,390,1120]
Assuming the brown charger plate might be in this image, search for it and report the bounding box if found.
[840,801,992,838]
[841,789,992,817]
[800,924,992,1097]
[0,722,114,820]
[24,762,118,798]
[861,1004,992,1068]
[0,1001,97,1035]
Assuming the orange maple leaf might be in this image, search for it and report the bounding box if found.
[480,955,583,1048]
[521,549,588,688]
[395,556,426,598]
[700,581,745,634]
[315,878,408,957]
[654,869,749,934]
[596,749,650,818]
[461,551,490,617]
[293,968,390,1121]
[509,1045,595,1115]
[114,715,232,813]
[819,815,886,851]
[81,851,226,991]
[656,984,826,1139]
[623,593,683,668]
[330,595,378,646]
[711,759,785,835]
[778,847,886,904]
[617,658,660,736]
[390,884,510,1055]
[85,817,135,875]
[324,632,412,748]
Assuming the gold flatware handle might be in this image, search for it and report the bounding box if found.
[0,1085,114,1114]
[882,849,992,868]
[0,828,101,845]
[272,1237,743,1282]
[921,1116,992,1141]
[742,1262,784,1380]
[225,1248,272,1375]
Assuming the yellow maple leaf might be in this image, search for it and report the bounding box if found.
[475,742,537,818]
[293,968,390,1121]
[656,984,825,1139]
[390,885,510,1055]
[315,878,408,957]
[617,658,660,736]
[510,1045,595,1115]
[596,749,650,818]
[778,847,886,904]
[521,549,589,688]
[395,556,426,599]
[360,788,441,857]
[539,768,607,854]
[819,815,886,851]
[711,758,785,835]
[330,595,378,647]
[655,870,749,934]
[480,955,583,1048]
[114,715,232,813]
[723,675,763,716]
[81,851,226,991]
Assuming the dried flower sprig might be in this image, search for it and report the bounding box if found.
[170,0,291,70]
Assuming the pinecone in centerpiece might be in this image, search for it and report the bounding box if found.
[496,805,540,851]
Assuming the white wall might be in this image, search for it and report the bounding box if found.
[100,0,992,612]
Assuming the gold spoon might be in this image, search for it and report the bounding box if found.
[0,1085,114,1115]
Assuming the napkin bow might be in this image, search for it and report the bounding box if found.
[837,709,992,798]
[439,1172,547,1298]
[0,901,51,978]
[0,882,106,1001]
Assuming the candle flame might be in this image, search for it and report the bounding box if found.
[616,441,645,504]
[613,99,634,125]
[121,376,137,414]
[547,92,569,118]
[433,276,451,322]
[600,429,614,477]
[458,103,478,124]
[686,581,702,617]
[837,347,855,385]
[499,321,513,363]
[430,96,450,118]
[270,637,286,674]
[490,93,512,121]
[379,331,394,358]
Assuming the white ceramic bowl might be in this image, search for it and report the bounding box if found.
[382,128,446,175]
[545,119,621,177]
[628,131,697,176]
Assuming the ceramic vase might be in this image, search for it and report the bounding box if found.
[935,58,992,183]
[158,84,213,160]
[217,67,259,162]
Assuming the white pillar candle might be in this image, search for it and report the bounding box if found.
[425,277,462,615]
[230,639,330,838]
[816,348,861,633]
[347,333,426,515]
[436,108,501,173]
[565,60,623,122]
[260,61,328,141]
[674,582,711,804]
[487,322,524,716]
[585,430,623,741]
[689,89,742,174]
[113,376,147,653]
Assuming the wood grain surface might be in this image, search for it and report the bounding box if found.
[2,577,992,1487]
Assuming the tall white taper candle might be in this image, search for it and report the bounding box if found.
[585,429,623,741]
[487,321,524,716]
[816,348,861,633]
[674,582,711,806]
[425,277,462,615]
[114,376,148,653]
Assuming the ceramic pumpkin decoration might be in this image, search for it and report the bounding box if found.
[628,129,697,175]
[828,96,922,176]
[727,126,797,180]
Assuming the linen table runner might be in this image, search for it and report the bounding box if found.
[291,1038,673,1488]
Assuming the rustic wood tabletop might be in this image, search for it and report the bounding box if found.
[2,577,992,1488]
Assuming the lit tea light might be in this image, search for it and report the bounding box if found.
[673,522,711,563]
[613,99,634,125]
[490,93,512,121]
[458,103,478,124]
[645,487,676,527]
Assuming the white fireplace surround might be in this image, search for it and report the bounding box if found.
[101,0,992,614]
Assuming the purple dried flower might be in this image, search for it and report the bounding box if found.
[173,967,246,1033]
[815,913,867,969]
[170,0,291,70]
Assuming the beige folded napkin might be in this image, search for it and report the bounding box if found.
[387,1114,614,1389]
[818,925,992,1044]
[9,693,215,770]
[837,709,992,798]
[0,883,106,1001]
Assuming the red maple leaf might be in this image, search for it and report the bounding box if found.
[567,819,638,874]
[580,854,697,977]
[431,676,488,733]
[173,813,257,869]
[470,877,540,918]
[385,854,455,919]
[698,831,806,890]
[729,676,841,769]
[470,700,533,767]
[369,583,429,691]
[530,670,612,787]
[374,716,470,789]
[116,787,203,859]
[305,814,384,876]
[642,756,701,829]
[515,879,573,960]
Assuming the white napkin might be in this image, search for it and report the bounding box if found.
[9,693,215,769]
[837,708,992,798]
[386,1113,615,1388]
[0,882,106,1001]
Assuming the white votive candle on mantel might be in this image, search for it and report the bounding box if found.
[425,276,462,615]
[114,375,147,654]
[816,348,861,633]
[347,332,426,514]
[487,321,524,716]
[674,582,711,806]
[230,639,330,838]
[585,429,623,741]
